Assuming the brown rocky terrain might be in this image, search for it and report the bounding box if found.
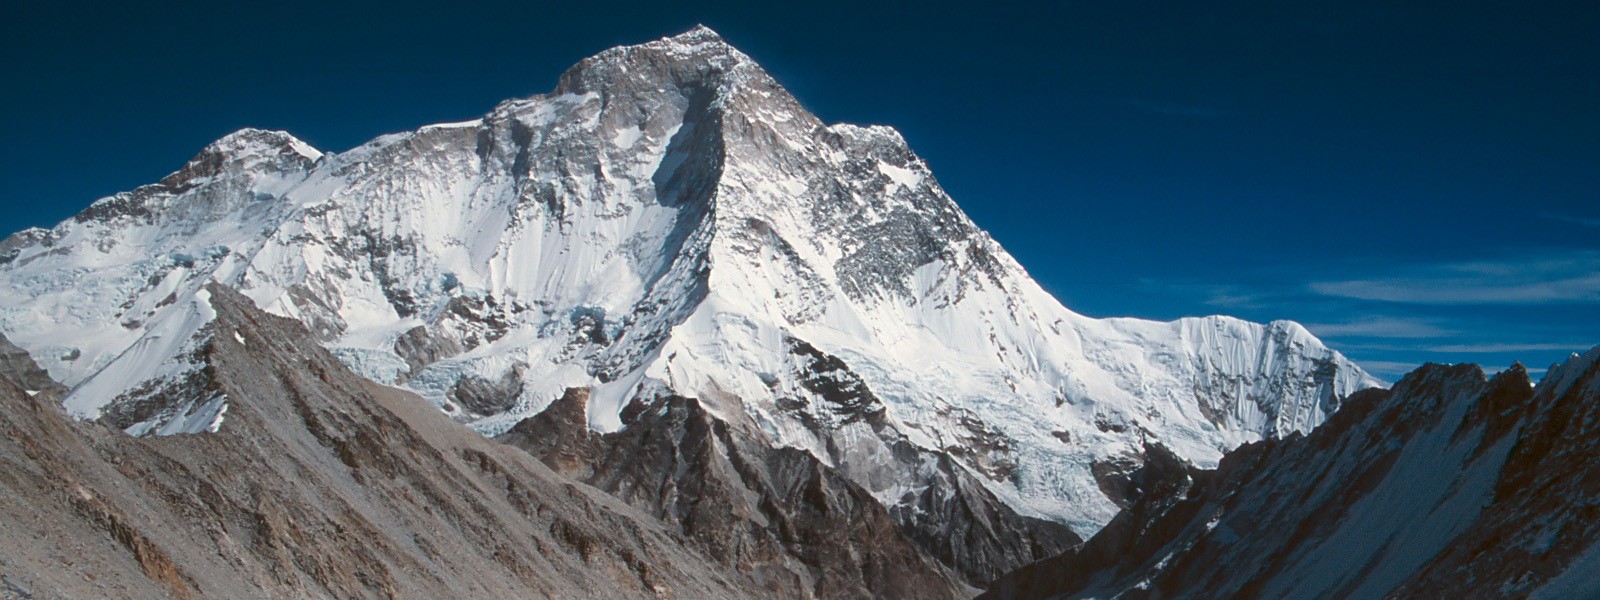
[501,389,969,599]
[0,286,753,599]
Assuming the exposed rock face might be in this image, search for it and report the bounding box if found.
[449,362,527,416]
[1396,349,1600,599]
[507,389,961,599]
[502,386,1069,596]
[981,349,1600,599]
[885,452,1082,586]
[0,26,1379,539]
[0,286,751,599]
[0,333,65,397]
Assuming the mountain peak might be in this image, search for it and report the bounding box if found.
[675,23,727,43]
[654,24,738,57]
[151,127,320,190]
[553,26,755,96]
[201,128,321,162]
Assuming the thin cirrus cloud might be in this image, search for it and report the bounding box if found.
[1425,342,1590,353]
[1201,290,1263,309]
[1355,360,1425,378]
[1342,342,1592,354]
[1132,279,1276,310]
[1480,365,1549,375]
[1309,252,1600,305]
[1302,317,1454,339]
[1141,254,1597,381]
[1355,359,1550,381]
[1538,211,1600,229]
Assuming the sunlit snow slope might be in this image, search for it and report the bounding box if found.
[0,26,1379,535]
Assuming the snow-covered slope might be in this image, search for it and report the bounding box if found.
[0,26,1379,536]
[981,349,1600,599]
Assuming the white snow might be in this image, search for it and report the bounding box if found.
[0,27,1381,533]
[60,288,218,419]
[421,118,485,131]
[612,126,644,148]
[877,161,922,188]
[287,138,324,161]
[125,394,229,436]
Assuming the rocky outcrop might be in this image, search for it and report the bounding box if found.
[448,362,527,416]
[501,389,966,600]
[1394,349,1600,598]
[0,333,65,398]
[886,453,1082,586]
[503,380,1080,592]
[0,286,750,599]
[982,350,1600,599]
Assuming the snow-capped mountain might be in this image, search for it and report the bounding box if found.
[982,349,1600,599]
[0,26,1379,537]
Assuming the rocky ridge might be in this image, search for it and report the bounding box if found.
[981,347,1600,599]
[502,386,1077,589]
[0,286,756,599]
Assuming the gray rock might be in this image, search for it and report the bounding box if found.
[501,388,967,600]
[982,354,1600,599]
[0,285,751,599]
[0,333,64,399]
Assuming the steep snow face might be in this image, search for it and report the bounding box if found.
[0,26,1379,534]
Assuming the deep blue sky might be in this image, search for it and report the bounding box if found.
[4,1,1598,379]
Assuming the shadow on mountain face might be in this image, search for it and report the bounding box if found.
[982,349,1600,600]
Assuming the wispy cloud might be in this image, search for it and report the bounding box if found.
[1134,280,1277,310]
[1202,290,1263,309]
[1194,284,1277,309]
[1538,211,1600,229]
[1303,317,1454,339]
[1354,360,1547,380]
[1355,360,1423,378]
[1425,342,1590,353]
[1481,365,1549,376]
[1309,252,1600,305]
[1134,256,1599,374]
[1312,275,1600,303]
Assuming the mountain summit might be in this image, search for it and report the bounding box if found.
[0,26,1378,549]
